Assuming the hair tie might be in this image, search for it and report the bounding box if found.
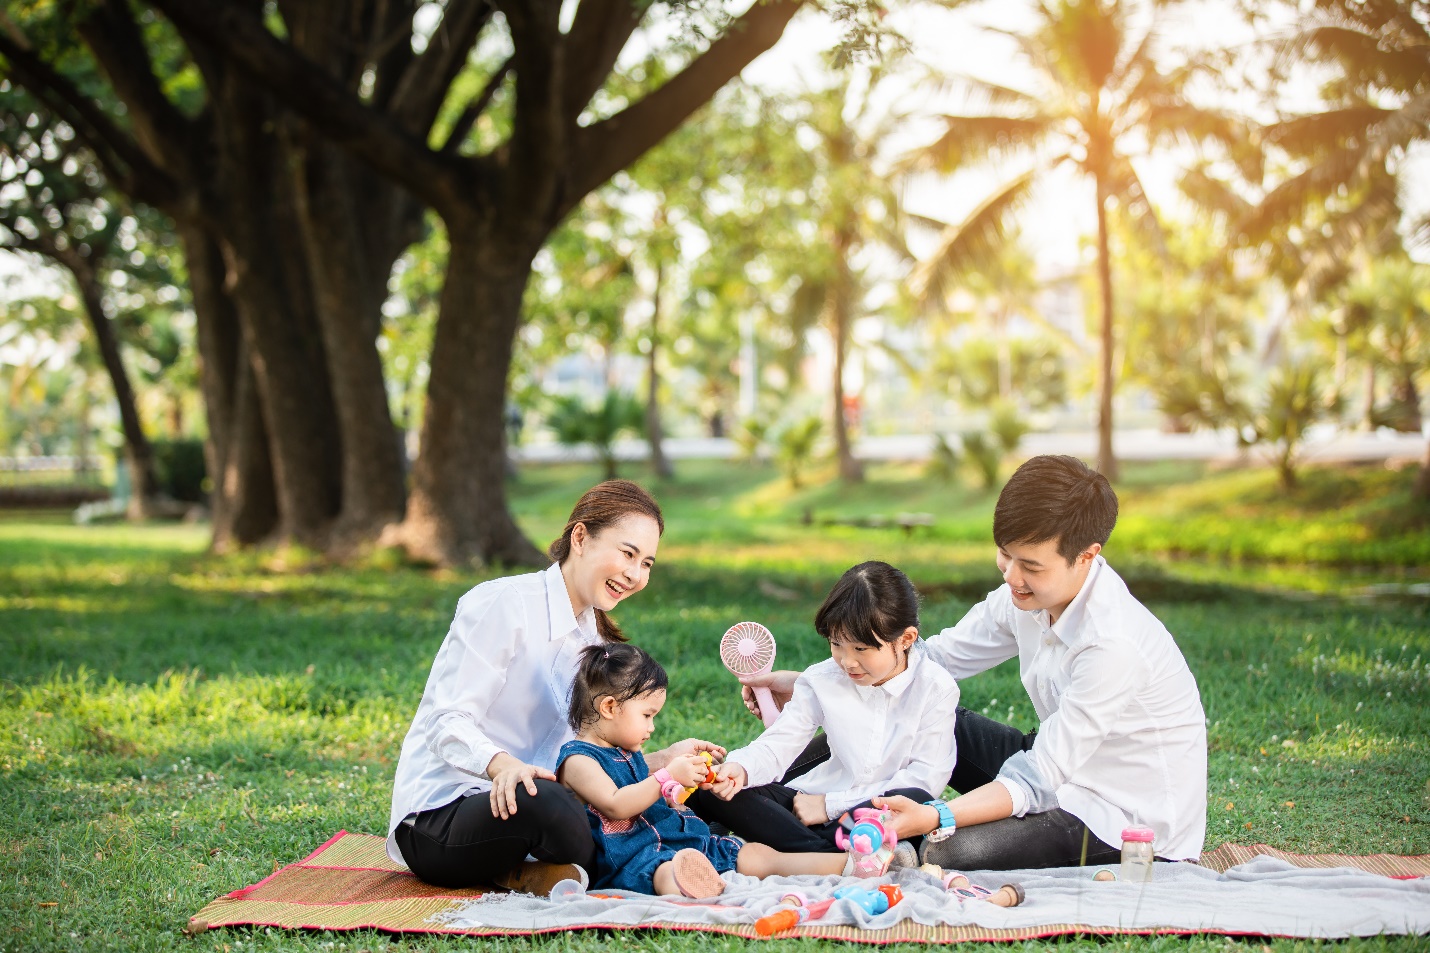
[603,649,610,660]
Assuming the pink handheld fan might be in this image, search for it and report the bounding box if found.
[720,621,780,727]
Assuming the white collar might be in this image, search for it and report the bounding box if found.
[544,562,591,641]
[1049,554,1104,643]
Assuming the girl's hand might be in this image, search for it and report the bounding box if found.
[710,762,747,800]
[870,794,940,839]
[487,756,557,819]
[738,670,798,720]
[792,792,828,826]
[666,753,709,788]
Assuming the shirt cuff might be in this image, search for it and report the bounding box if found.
[997,750,1059,815]
[821,791,863,819]
[995,776,1029,816]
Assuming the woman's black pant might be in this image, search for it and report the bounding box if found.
[393,779,596,888]
[730,709,1120,870]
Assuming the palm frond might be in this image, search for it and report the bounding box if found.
[1264,104,1393,156]
[1277,24,1430,94]
[1108,158,1168,262]
[908,169,1036,307]
[900,115,1053,175]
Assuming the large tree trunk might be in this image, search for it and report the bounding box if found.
[68,257,160,517]
[1094,176,1119,481]
[181,223,279,548]
[212,79,343,548]
[287,131,414,549]
[1414,439,1430,503]
[645,260,674,480]
[400,226,546,568]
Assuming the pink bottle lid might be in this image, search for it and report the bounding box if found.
[1121,826,1155,843]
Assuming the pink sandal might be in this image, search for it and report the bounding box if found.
[672,848,726,899]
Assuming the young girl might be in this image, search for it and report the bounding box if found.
[557,644,850,898]
[694,561,960,856]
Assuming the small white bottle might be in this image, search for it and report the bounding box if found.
[1119,826,1155,882]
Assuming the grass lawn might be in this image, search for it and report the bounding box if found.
[2,460,1427,952]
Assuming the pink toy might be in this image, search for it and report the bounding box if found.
[835,808,898,878]
[720,621,779,727]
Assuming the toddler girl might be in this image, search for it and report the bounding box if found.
[557,644,849,897]
[695,561,960,858]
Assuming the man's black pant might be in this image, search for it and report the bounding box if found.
[736,709,1119,870]
[687,782,933,853]
[393,780,596,888]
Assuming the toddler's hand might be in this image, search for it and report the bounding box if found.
[666,753,708,788]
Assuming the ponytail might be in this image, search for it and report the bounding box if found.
[550,480,665,643]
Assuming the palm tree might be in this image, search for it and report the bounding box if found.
[906,0,1248,480]
[1247,0,1430,500]
[788,70,912,484]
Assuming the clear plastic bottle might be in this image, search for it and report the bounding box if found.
[1119,826,1155,883]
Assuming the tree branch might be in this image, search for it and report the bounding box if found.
[0,31,174,206]
[565,0,803,211]
[441,55,510,155]
[76,0,196,180]
[561,0,644,124]
[386,0,493,136]
[148,0,473,210]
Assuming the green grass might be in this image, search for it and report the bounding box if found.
[2,459,1428,952]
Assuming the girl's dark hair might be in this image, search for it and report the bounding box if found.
[567,643,669,733]
[813,561,921,649]
[992,455,1118,564]
[549,480,665,643]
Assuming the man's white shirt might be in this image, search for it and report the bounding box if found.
[386,562,598,865]
[725,643,961,818]
[924,556,1208,860]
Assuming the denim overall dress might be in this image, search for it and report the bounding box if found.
[556,739,743,893]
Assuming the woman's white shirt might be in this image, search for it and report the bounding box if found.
[924,556,1208,860]
[386,562,598,865]
[724,643,960,818]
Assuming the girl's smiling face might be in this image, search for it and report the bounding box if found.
[562,515,660,616]
[829,626,918,687]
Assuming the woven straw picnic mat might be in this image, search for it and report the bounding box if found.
[189,831,1430,941]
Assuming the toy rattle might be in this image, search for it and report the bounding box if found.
[659,751,717,807]
[835,807,898,878]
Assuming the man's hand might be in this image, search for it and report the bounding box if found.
[792,792,829,826]
[738,670,799,720]
[870,794,940,839]
[709,762,748,800]
[486,752,557,819]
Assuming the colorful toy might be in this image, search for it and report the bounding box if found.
[755,884,905,935]
[720,621,779,727]
[670,751,718,805]
[835,807,898,878]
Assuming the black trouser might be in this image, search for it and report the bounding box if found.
[743,710,1120,870]
[687,782,933,854]
[393,779,596,888]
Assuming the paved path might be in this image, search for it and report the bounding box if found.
[512,428,1427,465]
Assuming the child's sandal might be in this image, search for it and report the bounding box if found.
[672,848,726,899]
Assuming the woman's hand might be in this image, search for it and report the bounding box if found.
[709,762,747,800]
[870,794,940,839]
[792,792,829,826]
[653,737,727,769]
[739,670,799,720]
[486,752,557,819]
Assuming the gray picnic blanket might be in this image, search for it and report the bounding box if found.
[429,858,1430,938]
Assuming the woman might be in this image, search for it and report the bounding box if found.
[387,480,724,893]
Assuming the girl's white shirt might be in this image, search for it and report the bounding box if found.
[724,642,961,818]
[924,556,1208,861]
[386,562,599,865]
